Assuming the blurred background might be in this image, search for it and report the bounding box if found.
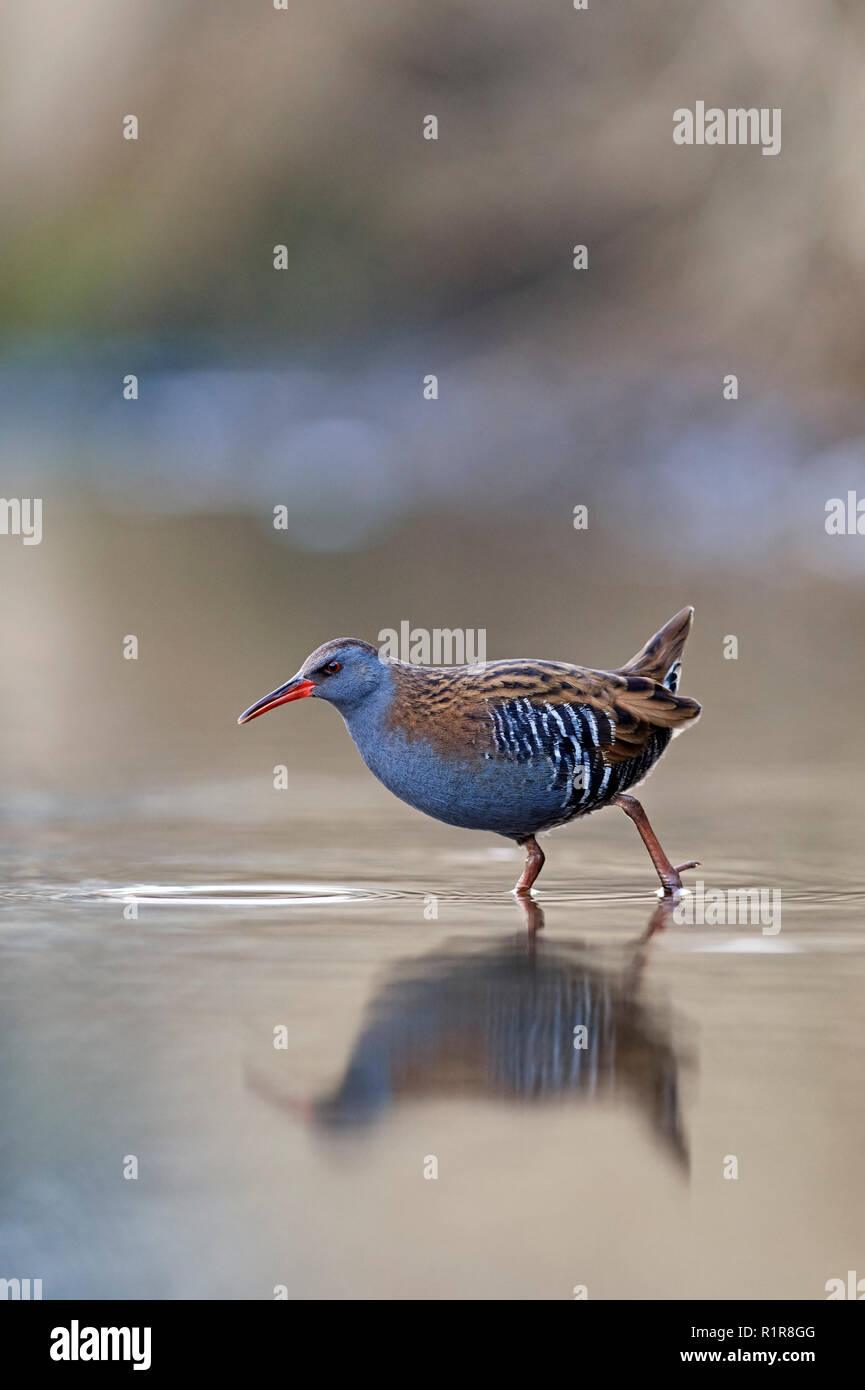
[2,0,865,1302]
[1,0,865,796]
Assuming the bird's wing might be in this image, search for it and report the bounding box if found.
[386,659,700,771]
[475,662,701,766]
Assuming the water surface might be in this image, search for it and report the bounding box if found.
[1,769,863,1300]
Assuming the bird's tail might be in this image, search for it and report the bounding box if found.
[617,606,695,692]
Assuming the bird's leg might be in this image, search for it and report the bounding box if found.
[613,794,699,895]
[514,835,545,897]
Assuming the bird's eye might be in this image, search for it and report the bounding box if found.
[324,661,341,675]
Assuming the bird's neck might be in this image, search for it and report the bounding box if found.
[335,670,395,748]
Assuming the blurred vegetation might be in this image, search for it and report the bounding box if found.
[0,0,863,384]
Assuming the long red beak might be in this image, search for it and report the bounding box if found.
[237,676,316,725]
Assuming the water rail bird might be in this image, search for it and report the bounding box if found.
[238,607,701,897]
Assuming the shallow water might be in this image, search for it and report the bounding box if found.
[2,767,864,1300]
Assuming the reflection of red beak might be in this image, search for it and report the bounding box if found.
[237,676,316,724]
[245,1068,316,1126]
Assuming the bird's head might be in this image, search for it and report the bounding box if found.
[237,638,389,723]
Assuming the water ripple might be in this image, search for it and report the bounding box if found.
[57,882,400,908]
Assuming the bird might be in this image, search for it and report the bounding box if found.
[237,607,701,898]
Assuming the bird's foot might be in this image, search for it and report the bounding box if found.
[659,859,700,895]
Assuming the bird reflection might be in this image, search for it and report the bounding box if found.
[249,897,691,1169]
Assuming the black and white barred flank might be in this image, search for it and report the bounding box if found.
[488,697,672,819]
